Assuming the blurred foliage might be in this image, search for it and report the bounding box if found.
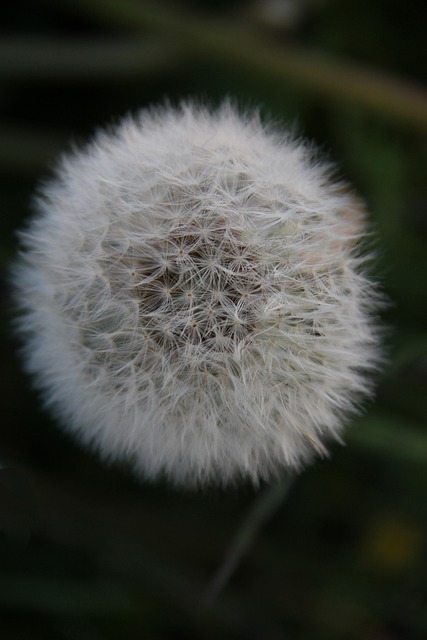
[1,1,427,638]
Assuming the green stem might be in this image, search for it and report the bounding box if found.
[52,0,427,132]
[205,475,294,603]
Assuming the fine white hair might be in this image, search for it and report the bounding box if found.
[13,101,381,487]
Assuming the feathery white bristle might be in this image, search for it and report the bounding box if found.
[13,101,382,487]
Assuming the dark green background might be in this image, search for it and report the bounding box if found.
[1,1,427,638]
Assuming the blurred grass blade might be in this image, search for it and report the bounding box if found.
[0,37,186,82]
[51,0,427,132]
[0,577,140,615]
[349,414,427,464]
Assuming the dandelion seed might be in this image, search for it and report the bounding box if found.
[13,101,381,487]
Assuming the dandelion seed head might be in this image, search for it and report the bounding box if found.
[13,101,381,487]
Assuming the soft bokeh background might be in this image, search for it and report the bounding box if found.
[1,1,427,638]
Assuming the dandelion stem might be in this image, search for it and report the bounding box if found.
[204,475,294,603]
[53,0,427,132]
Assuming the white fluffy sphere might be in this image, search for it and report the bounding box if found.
[14,102,380,487]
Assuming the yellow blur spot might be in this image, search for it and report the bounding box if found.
[364,514,424,572]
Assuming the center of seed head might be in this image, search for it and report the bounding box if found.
[129,219,265,352]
